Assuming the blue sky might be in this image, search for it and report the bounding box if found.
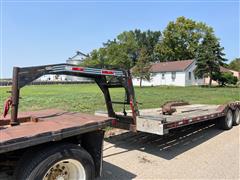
[0,0,239,78]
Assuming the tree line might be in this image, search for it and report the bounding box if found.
[83,16,238,86]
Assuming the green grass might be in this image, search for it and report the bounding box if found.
[0,84,239,114]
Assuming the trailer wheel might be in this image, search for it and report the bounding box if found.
[15,143,95,180]
[233,108,240,126]
[219,109,233,130]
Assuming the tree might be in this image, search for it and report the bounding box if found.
[194,31,227,86]
[83,48,107,68]
[228,58,240,71]
[212,72,238,86]
[83,29,161,69]
[133,29,161,62]
[132,48,151,87]
[154,16,213,61]
[83,42,132,69]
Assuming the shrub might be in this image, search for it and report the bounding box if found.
[212,72,238,86]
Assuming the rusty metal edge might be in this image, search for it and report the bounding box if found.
[0,120,112,154]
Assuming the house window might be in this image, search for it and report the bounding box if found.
[162,73,165,80]
[172,72,176,81]
[188,72,192,80]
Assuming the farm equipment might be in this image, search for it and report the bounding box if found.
[0,63,239,180]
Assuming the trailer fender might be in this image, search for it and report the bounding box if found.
[81,130,105,177]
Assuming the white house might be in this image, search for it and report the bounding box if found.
[38,51,92,82]
[132,59,204,87]
[37,74,67,81]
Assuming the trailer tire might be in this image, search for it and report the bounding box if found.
[15,143,95,180]
[233,108,240,126]
[219,109,233,130]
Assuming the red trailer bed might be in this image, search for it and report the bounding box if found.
[0,109,112,153]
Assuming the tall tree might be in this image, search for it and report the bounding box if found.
[83,48,106,68]
[194,32,226,86]
[132,48,151,87]
[83,42,132,69]
[83,29,161,69]
[228,58,240,71]
[154,16,213,61]
[134,29,161,60]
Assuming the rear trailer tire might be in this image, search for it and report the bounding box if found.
[219,109,233,130]
[15,143,95,180]
[233,108,240,126]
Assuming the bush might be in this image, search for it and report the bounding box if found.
[212,72,238,86]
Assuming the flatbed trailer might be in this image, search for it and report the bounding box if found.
[0,109,112,154]
[0,63,239,180]
[136,103,240,135]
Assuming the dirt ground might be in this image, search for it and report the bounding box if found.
[1,122,239,180]
[99,122,240,180]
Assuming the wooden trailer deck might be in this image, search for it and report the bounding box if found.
[0,109,113,153]
[138,104,221,122]
[136,103,240,135]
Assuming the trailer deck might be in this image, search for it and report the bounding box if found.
[138,104,221,122]
[0,109,112,153]
[137,102,240,135]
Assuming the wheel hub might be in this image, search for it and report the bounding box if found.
[44,164,68,180]
[43,159,86,180]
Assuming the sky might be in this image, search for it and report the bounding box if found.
[0,0,239,78]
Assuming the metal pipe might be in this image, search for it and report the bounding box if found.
[10,67,20,126]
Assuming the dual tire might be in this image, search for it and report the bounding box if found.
[219,108,240,130]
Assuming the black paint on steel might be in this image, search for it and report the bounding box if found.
[82,130,105,177]
[10,67,20,126]
[9,64,139,128]
[126,70,139,126]
[95,76,116,118]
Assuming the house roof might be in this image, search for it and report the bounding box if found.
[150,60,194,73]
[220,66,232,73]
[220,66,240,79]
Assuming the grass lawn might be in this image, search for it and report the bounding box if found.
[0,84,239,114]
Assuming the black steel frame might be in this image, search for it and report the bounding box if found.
[10,64,139,129]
